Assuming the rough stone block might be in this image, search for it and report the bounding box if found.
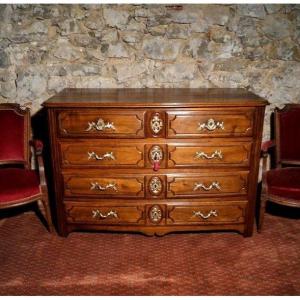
[142,36,182,60]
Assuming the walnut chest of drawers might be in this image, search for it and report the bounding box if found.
[44,88,268,237]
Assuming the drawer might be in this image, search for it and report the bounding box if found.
[167,109,254,138]
[65,202,145,225]
[60,142,144,168]
[168,142,252,167]
[167,202,246,225]
[64,174,145,198]
[167,172,248,198]
[57,110,145,138]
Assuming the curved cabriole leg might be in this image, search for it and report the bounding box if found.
[43,193,55,233]
[258,194,267,233]
[38,195,55,233]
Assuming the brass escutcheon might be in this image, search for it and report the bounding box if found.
[150,114,163,135]
[149,177,163,195]
[149,205,162,223]
[149,145,163,163]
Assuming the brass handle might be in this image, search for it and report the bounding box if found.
[150,114,163,134]
[194,181,221,191]
[85,118,116,132]
[195,150,223,160]
[92,209,118,219]
[90,182,118,192]
[193,210,218,219]
[88,151,115,161]
[198,118,224,131]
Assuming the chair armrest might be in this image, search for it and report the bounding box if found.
[30,139,44,155]
[261,140,275,156]
[261,140,275,180]
[30,139,47,187]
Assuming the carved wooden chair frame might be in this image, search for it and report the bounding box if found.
[258,104,300,232]
[0,103,54,232]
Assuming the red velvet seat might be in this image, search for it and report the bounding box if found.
[258,104,300,232]
[0,104,54,232]
[0,168,40,204]
[267,168,300,200]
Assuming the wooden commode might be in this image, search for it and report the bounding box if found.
[44,88,268,237]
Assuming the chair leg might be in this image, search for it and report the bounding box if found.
[38,195,55,233]
[258,194,267,233]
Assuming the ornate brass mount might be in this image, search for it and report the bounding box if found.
[90,182,118,192]
[193,181,221,191]
[149,145,163,163]
[92,209,118,219]
[193,210,218,219]
[198,118,224,131]
[149,205,162,223]
[195,150,223,160]
[85,118,116,132]
[149,176,163,195]
[87,151,115,161]
[150,114,163,135]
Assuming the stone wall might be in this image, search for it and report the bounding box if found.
[0,4,300,139]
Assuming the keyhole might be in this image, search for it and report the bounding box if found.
[153,152,160,162]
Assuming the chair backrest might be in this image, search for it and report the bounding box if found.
[275,104,300,166]
[0,104,31,168]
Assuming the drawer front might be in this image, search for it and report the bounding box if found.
[60,142,144,168]
[167,172,248,198]
[167,202,246,225]
[57,110,145,138]
[168,142,252,167]
[64,175,145,198]
[65,202,145,225]
[167,109,254,138]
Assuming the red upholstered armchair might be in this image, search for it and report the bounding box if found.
[0,103,54,232]
[258,104,300,232]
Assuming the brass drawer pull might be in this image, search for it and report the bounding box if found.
[198,118,224,131]
[195,150,223,160]
[193,210,218,219]
[92,209,118,219]
[88,151,115,161]
[85,118,116,132]
[194,181,221,191]
[90,182,118,192]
